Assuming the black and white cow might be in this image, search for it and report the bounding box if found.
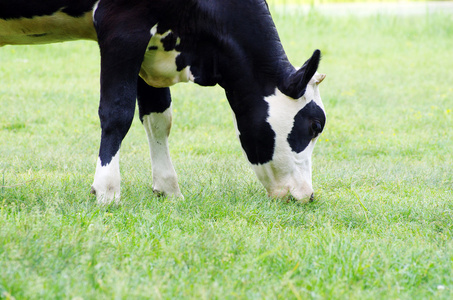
[0,0,326,205]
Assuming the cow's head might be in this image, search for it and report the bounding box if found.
[233,50,326,203]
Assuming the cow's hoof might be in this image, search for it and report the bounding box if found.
[91,185,120,206]
[153,189,165,197]
[153,188,184,200]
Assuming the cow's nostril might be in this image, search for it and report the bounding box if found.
[309,193,314,202]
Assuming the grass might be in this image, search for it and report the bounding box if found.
[1,10,453,300]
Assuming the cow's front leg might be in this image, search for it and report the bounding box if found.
[91,65,139,205]
[137,78,183,198]
[91,7,152,205]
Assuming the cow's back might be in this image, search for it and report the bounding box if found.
[0,1,97,46]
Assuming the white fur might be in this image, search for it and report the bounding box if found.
[91,151,121,205]
[0,11,96,46]
[306,72,326,110]
[142,106,183,198]
[92,0,100,26]
[139,24,194,87]
[150,24,158,36]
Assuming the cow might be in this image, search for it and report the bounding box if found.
[0,0,326,205]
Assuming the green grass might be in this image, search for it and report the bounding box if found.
[1,11,453,299]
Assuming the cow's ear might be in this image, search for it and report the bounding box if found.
[314,73,326,85]
[282,49,321,99]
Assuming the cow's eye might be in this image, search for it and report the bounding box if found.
[310,121,323,138]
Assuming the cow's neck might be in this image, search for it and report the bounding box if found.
[179,0,294,113]
[187,0,294,165]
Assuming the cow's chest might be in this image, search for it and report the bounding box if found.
[139,25,193,88]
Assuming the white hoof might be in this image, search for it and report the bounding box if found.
[92,153,121,205]
[153,187,184,200]
[91,185,120,205]
[152,176,183,199]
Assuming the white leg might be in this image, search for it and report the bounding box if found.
[143,105,183,198]
[91,151,121,205]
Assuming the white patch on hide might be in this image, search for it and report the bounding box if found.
[142,106,183,198]
[139,24,194,88]
[0,11,96,46]
[91,151,121,205]
[92,0,100,26]
[150,24,158,36]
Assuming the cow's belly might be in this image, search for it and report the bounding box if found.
[0,11,97,46]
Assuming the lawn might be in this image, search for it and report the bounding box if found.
[1,9,453,300]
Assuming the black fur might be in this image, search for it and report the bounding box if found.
[137,77,172,121]
[0,0,96,19]
[287,100,326,153]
